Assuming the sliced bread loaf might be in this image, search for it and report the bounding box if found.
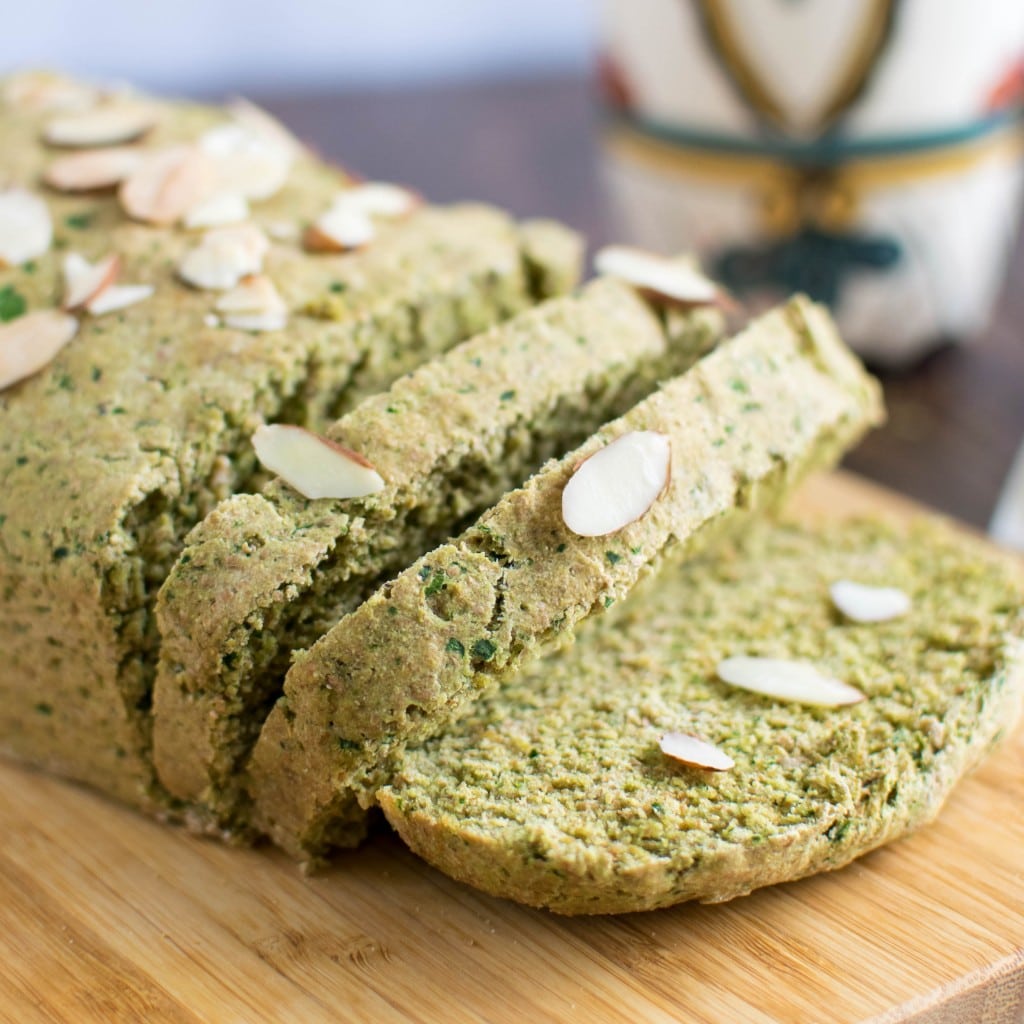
[379,515,1024,914]
[247,296,883,863]
[0,74,581,812]
[153,278,723,834]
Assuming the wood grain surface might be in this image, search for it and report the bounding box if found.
[1,472,1021,1024]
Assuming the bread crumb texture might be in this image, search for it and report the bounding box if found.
[381,517,1024,914]
[0,72,581,810]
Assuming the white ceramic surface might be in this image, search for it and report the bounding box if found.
[601,0,1024,365]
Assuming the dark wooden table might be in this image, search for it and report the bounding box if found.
[249,74,1024,529]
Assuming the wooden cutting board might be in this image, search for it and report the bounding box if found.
[1,472,1021,1024]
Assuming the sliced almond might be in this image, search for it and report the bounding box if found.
[3,72,99,113]
[221,311,288,333]
[177,223,269,291]
[252,424,384,500]
[211,223,269,258]
[659,732,734,771]
[0,311,78,391]
[177,244,245,290]
[61,248,153,316]
[0,188,53,267]
[562,430,670,538]
[304,206,375,253]
[119,145,216,226]
[43,146,144,192]
[303,223,348,254]
[225,97,303,158]
[303,184,417,255]
[830,580,911,623]
[62,251,120,311]
[215,274,288,332]
[87,283,154,316]
[594,246,725,308]
[215,274,286,315]
[199,122,293,202]
[337,182,420,219]
[43,100,159,148]
[265,219,299,241]
[716,656,866,707]
[183,192,250,229]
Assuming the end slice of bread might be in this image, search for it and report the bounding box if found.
[379,515,1024,914]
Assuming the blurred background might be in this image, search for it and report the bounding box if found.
[5,0,1024,534]
[3,1,598,95]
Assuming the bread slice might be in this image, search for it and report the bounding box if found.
[247,296,883,863]
[153,278,723,834]
[0,74,581,812]
[379,514,1024,914]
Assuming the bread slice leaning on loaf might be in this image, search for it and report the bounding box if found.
[247,295,884,864]
[153,277,724,836]
[379,515,1024,914]
[0,73,582,814]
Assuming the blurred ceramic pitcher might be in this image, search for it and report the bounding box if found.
[600,0,1024,365]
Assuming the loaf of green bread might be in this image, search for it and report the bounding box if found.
[0,72,581,811]
[6,74,1018,923]
[247,295,883,863]
[153,277,723,835]
[380,515,1024,914]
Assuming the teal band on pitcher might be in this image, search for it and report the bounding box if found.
[606,106,1024,165]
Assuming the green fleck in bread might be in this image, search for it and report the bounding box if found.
[247,295,884,863]
[379,516,1024,914]
[153,278,723,835]
[0,74,581,812]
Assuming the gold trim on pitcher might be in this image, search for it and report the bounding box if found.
[605,119,1024,233]
[695,0,899,133]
